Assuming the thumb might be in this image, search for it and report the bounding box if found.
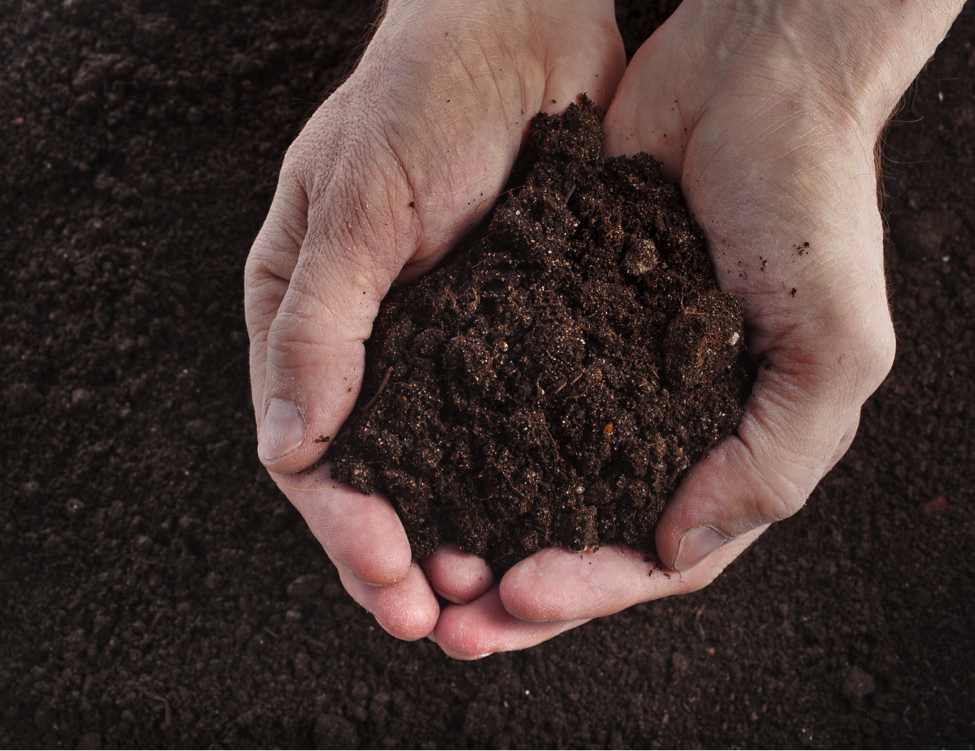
[245,171,409,474]
[657,325,894,572]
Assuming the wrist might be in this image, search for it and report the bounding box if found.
[678,0,965,138]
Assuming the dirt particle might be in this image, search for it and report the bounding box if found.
[78,731,102,750]
[924,495,950,513]
[622,236,659,277]
[287,574,324,599]
[5,383,42,416]
[186,418,215,444]
[842,667,876,699]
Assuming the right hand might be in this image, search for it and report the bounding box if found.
[244,0,625,642]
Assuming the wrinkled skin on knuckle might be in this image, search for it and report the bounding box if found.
[243,262,285,331]
[852,315,896,394]
[794,300,895,408]
[265,303,332,371]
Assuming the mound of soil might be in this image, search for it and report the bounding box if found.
[330,98,751,570]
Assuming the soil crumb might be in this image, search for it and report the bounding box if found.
[330,96,752,572]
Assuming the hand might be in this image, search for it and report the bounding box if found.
[431,0,963,656]
[244,0,625,640]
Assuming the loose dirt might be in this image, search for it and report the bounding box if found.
[330,98,751,572]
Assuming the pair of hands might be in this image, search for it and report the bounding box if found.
[244,0,960,658]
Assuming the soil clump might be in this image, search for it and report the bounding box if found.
[330,97,752,571]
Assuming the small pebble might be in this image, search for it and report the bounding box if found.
[71,388,93,408]
[185,418,215,444]
[287,574,324,599]
[203,571,222,591]
[842,666,876,699]
[5,383,42,416]
[78,733,102,751]
[622,236,659,277]
[923,495,949,513]
[314,713,359,747]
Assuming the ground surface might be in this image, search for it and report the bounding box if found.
[1,0,973,748]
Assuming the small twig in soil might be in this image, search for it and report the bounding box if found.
[360,367,393,414]
[496,466,528,499]
[133,685,172,728]
[554,366,589,395]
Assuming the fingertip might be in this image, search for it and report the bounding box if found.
[257,397,306,463]
[421,544,494,604]
[432,594,500,660]
[497,555,558,623]
[670,526,731,573]
[339,563,440,642]
[256,395,336,476]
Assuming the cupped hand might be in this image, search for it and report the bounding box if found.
[244,0,625,640]
[434,0,962,656]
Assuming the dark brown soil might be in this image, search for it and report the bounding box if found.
[1,1,973,748]
[330,98,750,572]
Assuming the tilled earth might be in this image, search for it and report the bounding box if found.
[1,1,973,747]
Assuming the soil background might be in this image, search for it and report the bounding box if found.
[1,0,973,748]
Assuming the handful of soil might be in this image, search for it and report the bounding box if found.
[330,97,752,573]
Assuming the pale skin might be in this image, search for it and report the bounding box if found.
[244,0,966,658]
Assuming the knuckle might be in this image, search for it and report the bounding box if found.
[859,320,896,389]
[750,466,805,524]
[243,268,282,329]
[835,316,896,400]
[267,304,327,351]
[794,297,896,404]
[737,415,813,523]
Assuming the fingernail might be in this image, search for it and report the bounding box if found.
[258,398,305,462]
[426,632,438,644]
[673,526,730,572]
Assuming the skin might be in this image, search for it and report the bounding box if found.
[244,0,966,656]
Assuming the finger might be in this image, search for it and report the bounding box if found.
[336,561,439,641]
[499,531,765,623]
[255,199,403,473]
[539,8,626,115]
[244,158,390,477]
[600,15,694,178]
[420,544,494,605]
[278,464,412,586]
[244,177,309,436]
[432,587,588,660]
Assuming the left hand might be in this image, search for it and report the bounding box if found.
[430,0,961,658]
